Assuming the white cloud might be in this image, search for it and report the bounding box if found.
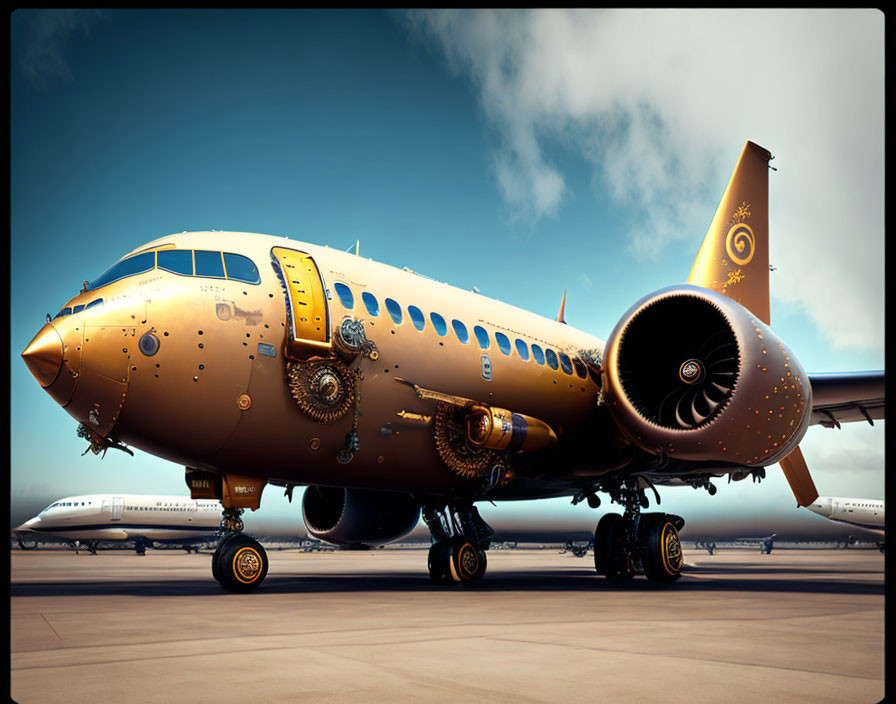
[407,9,884,356]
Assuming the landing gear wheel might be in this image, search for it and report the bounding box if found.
[428,539,487,585]
[449,537,487,585]
[593,513,634,581]
[213,534,269,592]
[428,542,453,584]
[17,534,37,550]
[639,514,684,583]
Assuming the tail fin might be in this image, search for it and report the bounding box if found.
[687,141,772,324]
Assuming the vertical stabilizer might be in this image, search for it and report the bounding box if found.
[687,141,772,324]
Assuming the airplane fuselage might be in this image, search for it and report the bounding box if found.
[807,497,884,535]
[15,494,222,543]
[33,232,615,500]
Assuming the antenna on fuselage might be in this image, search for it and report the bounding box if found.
[556,290,567,324]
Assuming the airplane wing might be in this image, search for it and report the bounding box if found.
[808,371,885,428]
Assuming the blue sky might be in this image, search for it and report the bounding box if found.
[10,10,884,538]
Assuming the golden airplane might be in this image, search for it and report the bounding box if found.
[21,141,884,592]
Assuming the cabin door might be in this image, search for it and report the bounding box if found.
[111,497,124,521]
[271,247,331,358]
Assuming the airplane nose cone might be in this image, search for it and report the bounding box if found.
[22,325,64,387]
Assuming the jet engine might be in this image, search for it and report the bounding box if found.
[301,486,421,547]
[602,285,812,467]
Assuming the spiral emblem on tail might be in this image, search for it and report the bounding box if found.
[726,223,755,265]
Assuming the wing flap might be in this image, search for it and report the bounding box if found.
[809,371,885,428]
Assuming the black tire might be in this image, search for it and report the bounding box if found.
[428,542,452,584]
[214,535,269,593]
[640,514,684,583]
[17,534,38,550]
[593,513,634,581]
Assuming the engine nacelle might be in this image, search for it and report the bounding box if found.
[602,285,812,467]
[302,487,421,547]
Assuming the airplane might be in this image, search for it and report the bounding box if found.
[806,497,884,549]
[14,494,223,554]
[21,141,885,592]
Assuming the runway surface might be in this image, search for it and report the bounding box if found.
[10,547,885,704]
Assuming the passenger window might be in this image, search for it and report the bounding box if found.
[334,282,354,309]
[223,253,260,284]
[195,250,225,278]
[361,291,380,316]
[531,344,545,365]
[573,358,587,379]
[495,332,511,355]
[385,298,403,324]
[515,339,530,361]
[88,251,156,290]
[545,348,559,370]
[408,305,425,331]
[452,319,469,344]
[474,326,490,349]
[157,249,194,276]
[559,353,573,375]
[430,312,448,336]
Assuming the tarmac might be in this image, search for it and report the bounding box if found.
[10,547,885,704]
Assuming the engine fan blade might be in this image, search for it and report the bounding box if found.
[690,392,709,424]
[675,393,696,429]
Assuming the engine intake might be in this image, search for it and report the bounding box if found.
[603,285,812,467]
[302,486,420,547]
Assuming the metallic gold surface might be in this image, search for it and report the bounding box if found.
[21,325,63,388]
[687,141,771,324]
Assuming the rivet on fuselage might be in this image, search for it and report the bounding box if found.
[237,394,252,411]
[309,438,320,451]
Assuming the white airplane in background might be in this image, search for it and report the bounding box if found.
[14,494,223,553]
[806,497,885,538]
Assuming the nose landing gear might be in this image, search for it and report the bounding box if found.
[593,478,685,584]
[423,503,493,586]
[212,507,269,592]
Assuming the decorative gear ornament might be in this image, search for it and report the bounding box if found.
[433,402,498,479]
[287,359,356,424]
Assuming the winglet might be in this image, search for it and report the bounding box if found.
[557,290,567,324]
[779,446,820,507]
[687,141,772,324]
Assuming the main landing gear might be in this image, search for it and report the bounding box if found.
[211,507,269,593]
[423,502,494,586]
[593,478,685,584]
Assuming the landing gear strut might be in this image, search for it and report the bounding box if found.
[593,477,685,583]
[211,507,269,592]
[423,502,494,586]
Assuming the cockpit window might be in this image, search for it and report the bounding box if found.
[158,249,194,276]
[72,304,85,314]
[194,250,225,278]
[88,251,155,291]
[85,298,103,310]
[223,253,260,284]
[54,307,72,320]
